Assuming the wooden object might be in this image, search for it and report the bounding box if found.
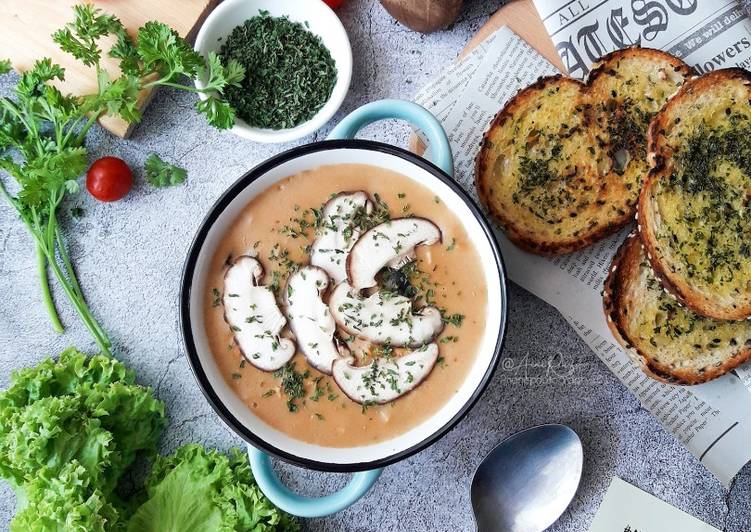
[459,0,561,67]
[0,0,217,138]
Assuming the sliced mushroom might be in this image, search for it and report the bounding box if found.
[284,266,349,374]
[310,191,373,284]
[223,256,295,371]
[347,217,442,289]
[328,282,443,346]
[332,344,439,404]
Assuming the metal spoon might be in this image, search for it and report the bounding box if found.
[470,424,583,532]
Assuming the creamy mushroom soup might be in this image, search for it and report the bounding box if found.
[204,164,488,447]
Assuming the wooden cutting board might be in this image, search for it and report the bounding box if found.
[410,0,563,153]
[0,0,217,138]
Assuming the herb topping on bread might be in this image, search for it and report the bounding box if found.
[476,47,691,255]
[603,234,751,384]
[639,68,751,320]
[589,48,692,207]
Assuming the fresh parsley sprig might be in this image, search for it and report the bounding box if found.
[53,5,244,128]
[0,5,245,354]
[145,153,187,188]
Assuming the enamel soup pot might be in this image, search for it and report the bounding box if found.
[180,100,508,517]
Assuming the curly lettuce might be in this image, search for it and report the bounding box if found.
[127,445,299,532]
[0,348,165,530]
[0,349,296,531]
[10,462,124,532]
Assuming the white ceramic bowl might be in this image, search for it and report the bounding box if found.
[180,143,507,471]
[194,0,353,143]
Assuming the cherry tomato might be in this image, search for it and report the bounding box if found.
[86,157,132,202]
[323,0,344,9]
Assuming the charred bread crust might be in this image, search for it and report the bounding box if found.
[477,48,690,256]
[603,234,751,384]
[603,234,683,384]
[475,76,606,255]
[639,68,751,320]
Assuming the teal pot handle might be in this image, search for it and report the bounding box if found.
[248,445,382,517]
[328,99,454,177]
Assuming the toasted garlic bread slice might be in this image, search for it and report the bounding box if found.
[639,69,751,320]
[588,48,691,208]
[476,48,690,255]
[476,76,606,254]
[603,234,751,384]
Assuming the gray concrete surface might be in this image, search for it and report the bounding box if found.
[0,0,749,530]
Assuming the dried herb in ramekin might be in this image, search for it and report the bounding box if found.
[218,11,338,130]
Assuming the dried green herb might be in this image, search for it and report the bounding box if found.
[218,11,337,129]
[273,362,309,412]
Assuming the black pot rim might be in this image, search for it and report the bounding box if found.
[179,139,508,473]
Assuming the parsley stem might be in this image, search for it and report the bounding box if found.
[0,180,20,214]
[46,206,111,350]
[56,232,109,346]
[46,252,111,354]
[55,227,84,301]
[36,243,64,334]
[73,111,101,146]
[22,194,111,351]
[61,114,87,146]
[142,71,176,89]
[145,79,204,93]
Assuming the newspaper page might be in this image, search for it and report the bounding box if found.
[413,26,751,487]
[589,477,721,531]
[531,1,751,78]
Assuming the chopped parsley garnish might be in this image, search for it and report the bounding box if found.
[514,143,577,221]
[372,343,395,360]
[273,362,309,412]
[361,400,376,414]
[309,377,324,401]
[443,313,465,327]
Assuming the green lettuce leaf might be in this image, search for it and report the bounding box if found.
[127,444,299,532]
[10,461,124,532]
[0,347,165,496]
[0,350,294,532]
